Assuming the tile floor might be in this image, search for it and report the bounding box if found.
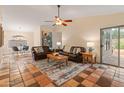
[0,55,124,87]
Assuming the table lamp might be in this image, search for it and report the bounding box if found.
[56,42,61,49]
[87,41,95,52]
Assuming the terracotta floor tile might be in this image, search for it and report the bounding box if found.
[19,68,27,71]
[13,82,24,87]
[32,71,42,77]
[79,72,88,79]
[45,83,56,87]
[10,81,15,86]
[0,78,9,87]
[28,82,40,87]
[10,73,20,78]
[35,75,44,81]
[81,80,94,87]
[87,75,99,83]
[77,84,85,87]
[90,73,100,79]
[10,74,21,81]
[0,71,9,76]
[14,77,23,84]
[61,84,69,87]
[24,78,36,86]
[28,67,40,73]
[38,76,52,87]
[0,69,9,73]
[21,68,29,73]
[73,76,84,83]
[0,74,9,80]
[21,72,31,76]
[10,71,18,75]
[26,64,34,68]
[10,69,19,72]
[22,74,33,81]
[63,79,80,87]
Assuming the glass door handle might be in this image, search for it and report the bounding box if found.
[100,45,104,47]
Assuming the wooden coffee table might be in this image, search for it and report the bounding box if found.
[47,53,68,66]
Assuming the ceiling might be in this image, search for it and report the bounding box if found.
[1,5,124,32]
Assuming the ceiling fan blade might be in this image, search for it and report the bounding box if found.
[44,21,53,22]
[62,23,67,26]
[55,16,58,19]
[64,20,72,22]
[52,24,56,26]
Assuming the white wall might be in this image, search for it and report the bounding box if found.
[58,13,124,62]
[0,16,2,61]
[52,32,62,49]
[33,30,41,46]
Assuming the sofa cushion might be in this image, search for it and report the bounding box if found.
[69,53,76,57]
[76,48,81,53]
[34,48,39,53]
[34,47,44,53]
[38,47,44,52]
[42,46,49,53]
[73,48,77,54]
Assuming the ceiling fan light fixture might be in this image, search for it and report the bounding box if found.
[56,19,62,25]
[44,5,72,26]
[56,21,62,25]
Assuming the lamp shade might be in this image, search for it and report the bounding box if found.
[56,42,61,46]
[87,41,94,47]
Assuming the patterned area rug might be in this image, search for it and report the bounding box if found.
[34,59,90,86]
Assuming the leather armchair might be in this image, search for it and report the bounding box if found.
[31,46,52,61]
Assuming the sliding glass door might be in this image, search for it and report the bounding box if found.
[120,27,124,67]
[101,26,124,67]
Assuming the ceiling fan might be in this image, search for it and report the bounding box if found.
[44,5,72,26]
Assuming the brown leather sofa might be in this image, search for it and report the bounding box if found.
[31,46,52,61]
[59,46,86,63]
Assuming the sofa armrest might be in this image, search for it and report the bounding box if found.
[59,51,69,56]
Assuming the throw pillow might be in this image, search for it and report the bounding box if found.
[76,48,81,53]
[38,47,44,52]
[34,48,39,53]
[64,45,70,52]
[73,48,77,54]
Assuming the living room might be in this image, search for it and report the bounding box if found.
[1,5,124,88]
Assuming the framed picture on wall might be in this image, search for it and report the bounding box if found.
[0,24,4,47]
[41,31,52,48]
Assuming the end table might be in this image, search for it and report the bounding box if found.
[81,52,96,66]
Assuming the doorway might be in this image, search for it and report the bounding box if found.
[100,26,124,67]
